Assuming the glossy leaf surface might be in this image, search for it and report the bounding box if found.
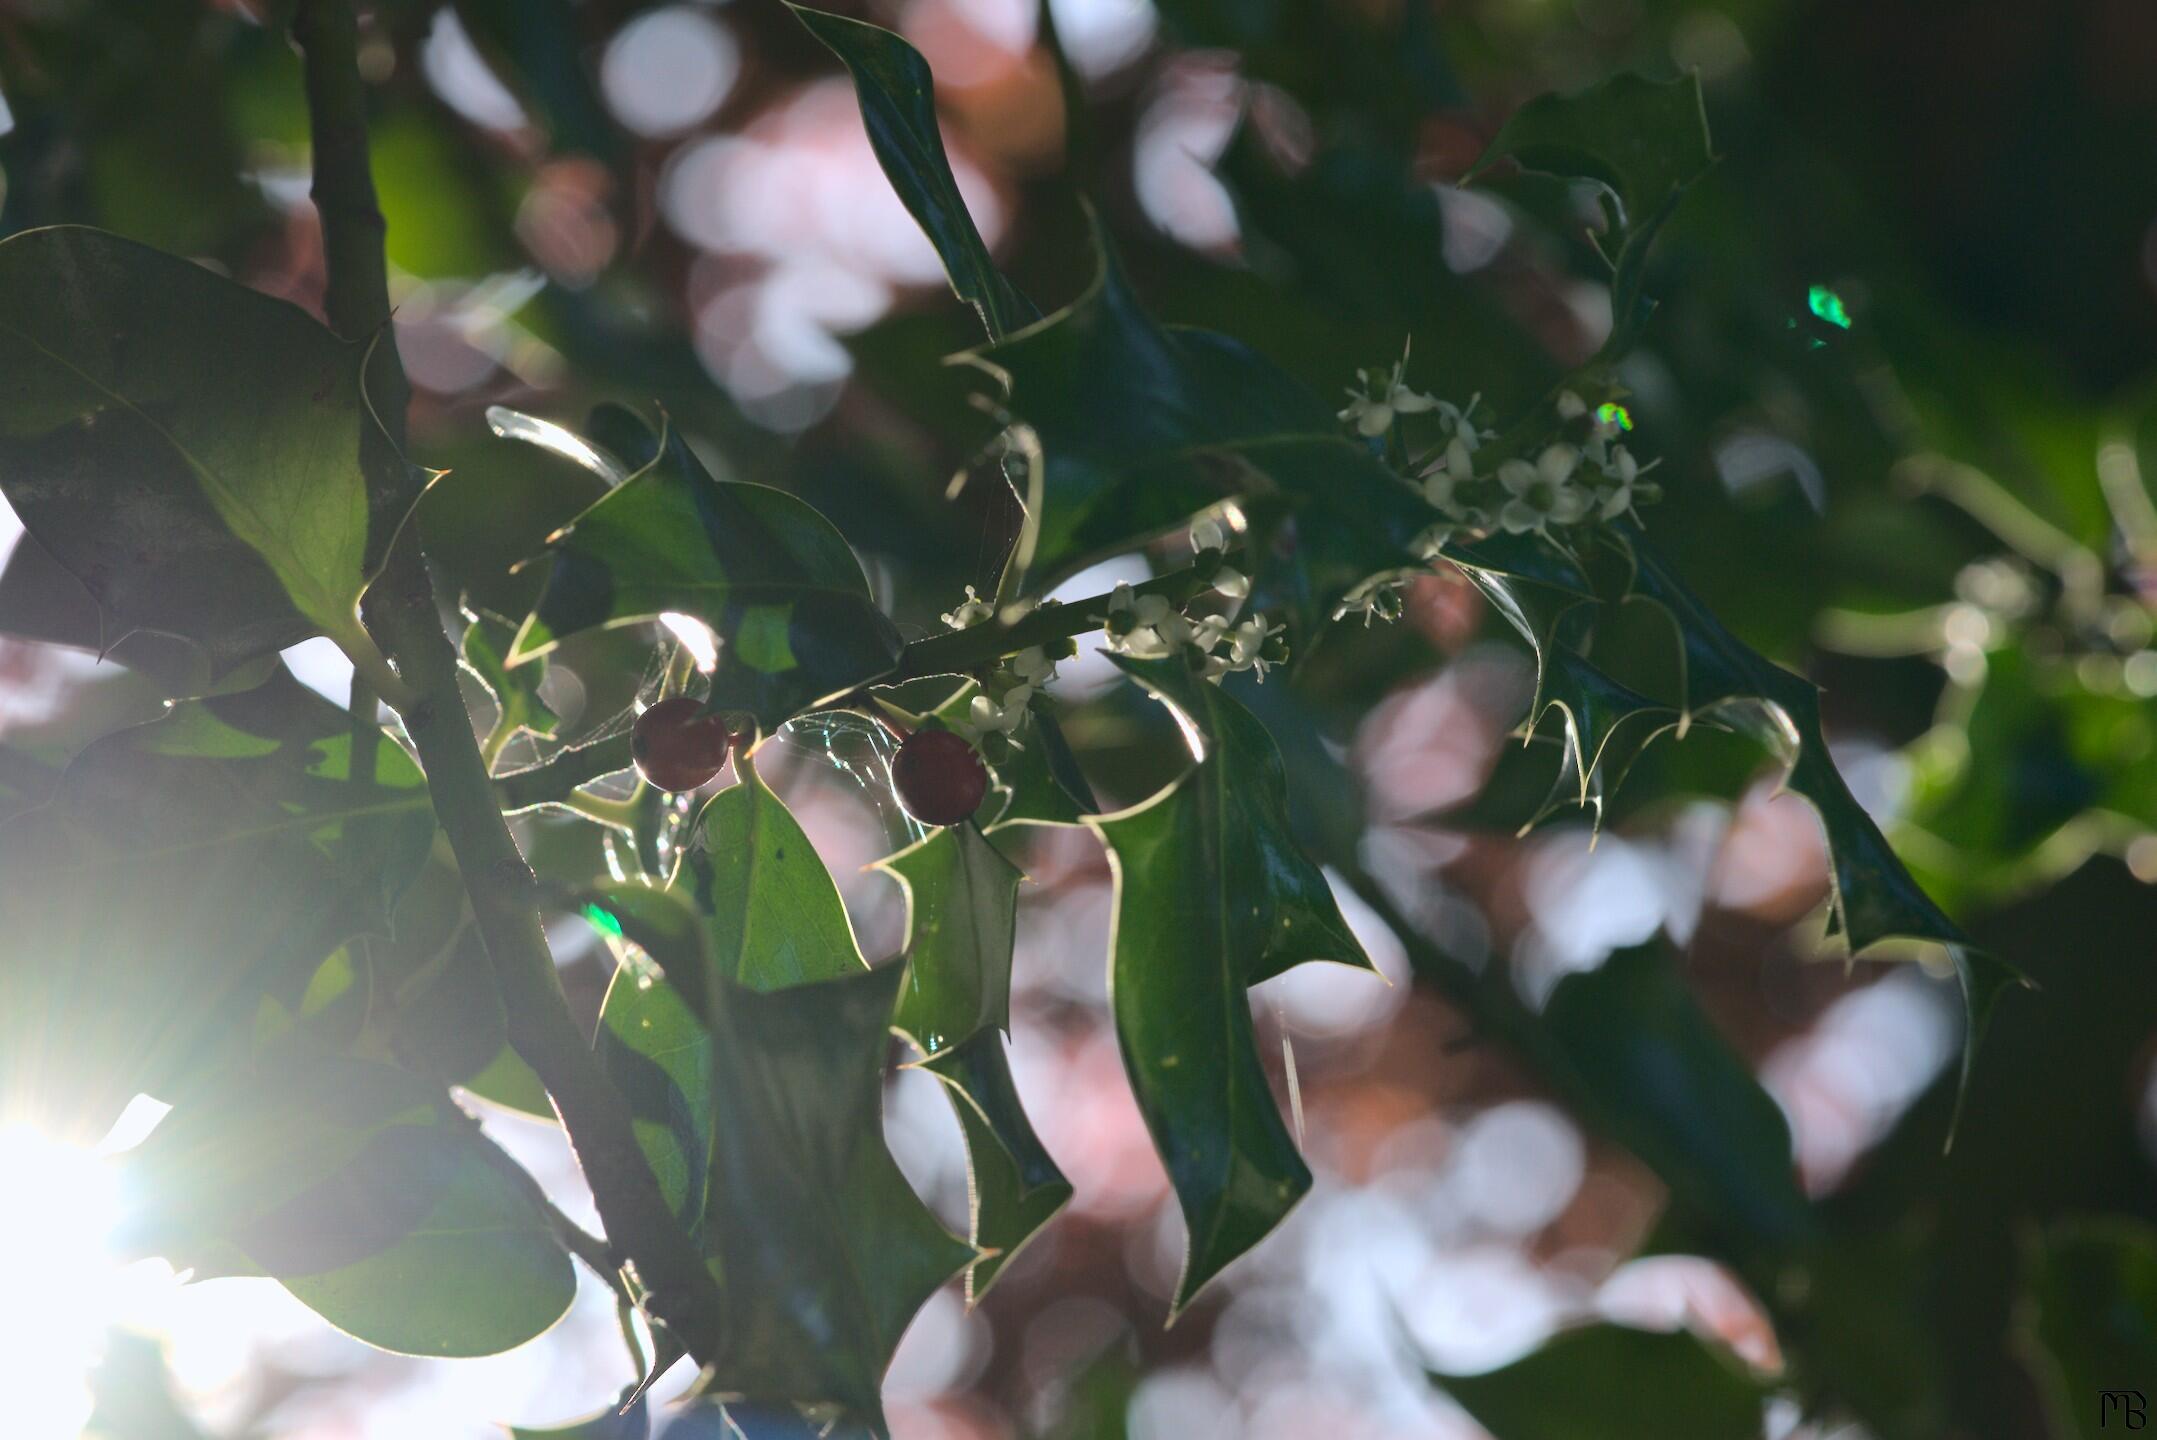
[1087,655,1370,1313]
[507,427,901,727]
[0,226,408,674]
[785,5,1035,339]
[117,1055,574,1357]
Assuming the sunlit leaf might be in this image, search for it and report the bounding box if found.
[0,225,413,678]
[877,822,1071,1299]
[1087,655,1370,1314]
[116,1055,574,1357]
[506,421,901,727]
[0,668,433,1140]
[463,605,560,743]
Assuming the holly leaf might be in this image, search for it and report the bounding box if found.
[1546,945,1813,1252]
[506,422,901,728]
[785,4,1035,340]
[699,964,977,1423]
[1087,655,1371,1314]
[463,606,560,743]
[882,822,1025,1054]
[917,1031,1072,1302]
[1429,1324,1765,1440]
[0,668,434,1141]
[1529,647,1679,824]
[115,1055,574,1358]
[1619,529,2024,1108]
[878,823,1071,1300]
[0,226,414,679]
[684,755,872,992]
[1471,73,1716,345]
[509,1391,649,1440]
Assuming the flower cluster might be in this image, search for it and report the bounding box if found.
[936,590,1067,758]
[1094,518,1286,682]
[1414,391,1660,545]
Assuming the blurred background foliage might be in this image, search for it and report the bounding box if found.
[2,0,2156,1437]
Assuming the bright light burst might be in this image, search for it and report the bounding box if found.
[0,1126,128,1436]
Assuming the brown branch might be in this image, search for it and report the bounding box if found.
[291,0,726,1365]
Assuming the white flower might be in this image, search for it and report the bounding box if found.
[1497,444,1592,535]
[940,585,994,630]
[1421,436,1485,523]
[1591,444,1660,521]
[968,687,1030,737]
[1556,390,1588,421]
[1190,516,1227,553]
[1009,645,1057,687]
[1106,582,1137,616]
[1224,616,1285,680]
[1338,345,1439,438]
[1212,565,1250,600]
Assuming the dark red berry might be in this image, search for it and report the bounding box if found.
[892,729,988,827]
[632,696,732,793]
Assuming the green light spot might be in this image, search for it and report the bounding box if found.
[1595,402,1633,432]
[1808,284,1852,329]
[581,902,623,939]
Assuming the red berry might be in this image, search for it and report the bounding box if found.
[632,696,732,793]
[892,729,988,827]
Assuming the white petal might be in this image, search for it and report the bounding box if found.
[1356,405,1394,438]
[1498,459,1538,497]
[1537,443,1580,485]
[1499,499,1541,534]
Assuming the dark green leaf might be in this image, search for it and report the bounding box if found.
[1544,945,1813,1252]
[2022,1219,2157,1440]
[1618,529,2021,1103]
[877,823,1071,1299]
[1471,73,1715,345]
[882,822,1025,1055]
[917,1032,1072,1302]
[507,425,901,728]
[0,669,433,1140]
[1086,655,1370,1313]
[116,1055,574,1357]
[698,964,976,1422]
[1430,1324,1765,1440]
[0,226,412,678]
[785,5,1036,340]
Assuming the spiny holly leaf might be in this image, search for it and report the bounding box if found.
[785,4,1035,340]
[917,1032,1072,1303]
[685,754,871,992]
[0,668,433,1141]
[1545,945,1813,1252]
[1429,1324,1765,1440]
[1529,647,1679,823]
[114,1055,574,1358]
[1087,655,1371,1315]
[505,421,901,728]
[698,963,977,1425]
[0,226,414,681]
[509,1390,649,1440]
[463,605,560,743]
[1617,529,2023,1110]
[591,757,870,1236]
[881,823,1025,1054]
[877,823,1071,1300]
[1472,73,1715,345]
[874,675,1097,828]
[2021,1219,2157,1440]
[595,770,971,1419]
